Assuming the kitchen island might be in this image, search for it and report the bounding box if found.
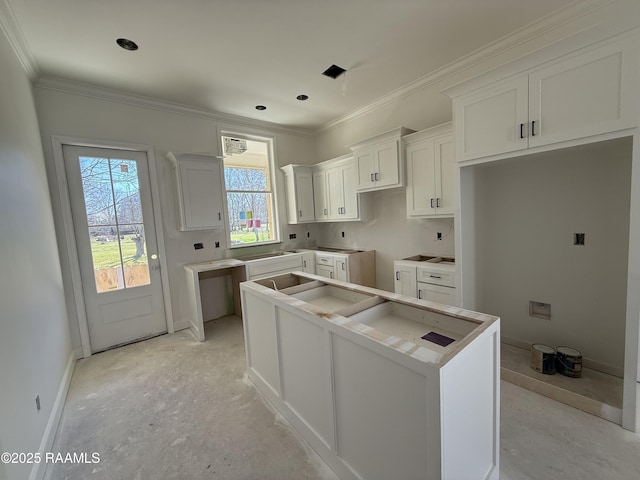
[241,272,500,480]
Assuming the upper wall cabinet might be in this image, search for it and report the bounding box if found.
[350,127,414,192]
[451,34,639,164]
[281,164,315,224]
[314,154,362,222]
[167,153,226,231]
[404,123,456,218]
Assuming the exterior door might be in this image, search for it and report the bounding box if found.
[63,145,167,352]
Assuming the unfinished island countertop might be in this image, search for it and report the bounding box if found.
[241,272,500,480]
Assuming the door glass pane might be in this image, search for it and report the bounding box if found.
[79,156,150,293]
[227,192,274,245]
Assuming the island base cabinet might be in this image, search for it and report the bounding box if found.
[241,275,499,480]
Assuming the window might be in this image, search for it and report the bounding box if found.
[222,134,279,246]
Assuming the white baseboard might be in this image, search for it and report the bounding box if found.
[501,336,624,378]
[173,320,190,332]
[30,352,76,480]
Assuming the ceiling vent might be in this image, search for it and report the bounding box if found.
[322,64,346,79]
[224,138,247,155]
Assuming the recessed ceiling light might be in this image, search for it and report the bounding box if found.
[322,64,346,79]
[116,38,139,51]
[296,94,309,101]
[255,105,267,111]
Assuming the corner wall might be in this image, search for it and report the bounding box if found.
[0,27,73,480]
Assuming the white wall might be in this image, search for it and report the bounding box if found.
[316,189,455,292]
[34,87,320,345]
[473,139,632,372]
[0,29,73,480]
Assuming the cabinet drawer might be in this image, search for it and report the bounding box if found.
[416,266,455,287]
[417,282,455,306]
[246,256,303,280]
[316,254,335,267]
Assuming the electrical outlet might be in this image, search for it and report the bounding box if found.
[215,241,220,248]
[437,232,442,240]
[35,395,41,412]
[341,231,345,238]
[194,242,203,250]
[289,233,297,240]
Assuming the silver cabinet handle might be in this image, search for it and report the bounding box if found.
[429,274,442,279]
[531,120,536,136]
[418,290,423,299]
[324,208,328,215]
[303,260,306,267]
[299,210,302,217]
[374,172,379,181]
[330,272,334,279]
[396,271,400,281]
[370,173,375,182]
[218,212,221,220]
[430,198,435,208]
[342,262,345,271]
[436,198,441,208]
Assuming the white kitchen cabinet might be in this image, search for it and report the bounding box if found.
[312,169,328,221]
[418,282,456,305]
[167,152,226,231]
[334,256,348,282]
[452,35,639,163]
[241,273,500,480]
[300,251,316,274]
[313,154,362,222]
[281,164,315,224]
[351,127,414,192]
[404,123,456,218]
[394,262,417,298]
[315,249,376,287]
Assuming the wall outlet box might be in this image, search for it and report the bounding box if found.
[529,301,551,320]
[341,231,345,238]
[289,233,297,239]
[215,241,220,248]
[194,242,204,250]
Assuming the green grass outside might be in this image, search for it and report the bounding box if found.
[90,236,147,268]
[230,230,273,244]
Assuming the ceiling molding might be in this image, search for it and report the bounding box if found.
[317,0,613,134]
[35,76,314,137]
[0,0,39,79]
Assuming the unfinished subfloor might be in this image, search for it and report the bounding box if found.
[45,316,640,480]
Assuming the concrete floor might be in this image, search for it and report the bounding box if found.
[45,316,640,480]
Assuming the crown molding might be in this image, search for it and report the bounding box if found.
[0,0,39,79]
[317,0,613,134]
[35,76,314,137]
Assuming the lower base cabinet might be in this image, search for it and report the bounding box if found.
[241,273,500,480]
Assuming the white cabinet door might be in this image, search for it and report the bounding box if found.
[301,252,316,274]
[405,128,456,218]
[281,165,315,224]
[326,166,344,218]
[316,264,334,279]
[406,140,436,216]
[313,170,328,221]
[529,38,639,148]
[433,135,456,216]
[341,163,359,220]
[335,256,348,282]
[171,153,225,231]
[354,147,376,190]
[454,76,529,162]
[374,139,401,189]
[418,282,455,306]
[394,262,417,298]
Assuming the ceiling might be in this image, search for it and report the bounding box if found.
[5,0,578,130]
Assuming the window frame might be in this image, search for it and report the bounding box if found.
[219,130,281,249]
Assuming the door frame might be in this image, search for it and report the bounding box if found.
[51,136,173,358]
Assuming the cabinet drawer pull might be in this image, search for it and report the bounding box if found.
[520,123,524,139]
[370,173,375,182]
[396,271,400,281]
[374,172,379,181]
[436,198,441,208]
[218,212,221,220]
[299,210,302,217]
[324,208,328,215]
[430,198,435,208]
[341,263,345,271]
[418,290,423,299]
[303,260,306,267]
[429,274,442,279]
[330,272,334,279]
[531,120,536,136]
